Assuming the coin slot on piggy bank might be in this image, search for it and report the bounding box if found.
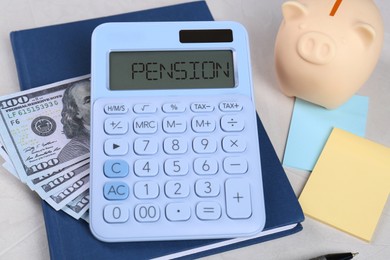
[274,0,384,109]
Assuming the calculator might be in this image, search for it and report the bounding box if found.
[90,21,266,242]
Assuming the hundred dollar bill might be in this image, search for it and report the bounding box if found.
[33,160,89,199]
[62,190,90,220]
[0,75,90,182]
[45,173,89,211]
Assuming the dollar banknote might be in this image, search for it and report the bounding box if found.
[0,76,91,183]
[0,75,91,220]
[62,190,90,220]
[45,173,89,211]
[32,159,89,199]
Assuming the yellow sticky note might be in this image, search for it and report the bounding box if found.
[299,128,390,242]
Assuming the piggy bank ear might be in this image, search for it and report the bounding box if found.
[354,22,376,48]
[282,1,308,21]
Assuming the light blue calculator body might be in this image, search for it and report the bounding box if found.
[90,21,265,242]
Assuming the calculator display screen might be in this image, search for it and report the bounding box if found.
[109,50,235,90]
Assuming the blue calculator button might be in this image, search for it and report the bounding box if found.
[104,160,129,178]
[104,182,129,200]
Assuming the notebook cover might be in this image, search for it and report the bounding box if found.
[40,116,303,260]
[10,1,214,91]
[10,1,304,259]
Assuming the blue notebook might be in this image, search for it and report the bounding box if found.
[10,1,304,259]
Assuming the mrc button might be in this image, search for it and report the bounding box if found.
[133,117,158,134]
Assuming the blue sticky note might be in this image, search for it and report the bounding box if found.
[283,96,369,171]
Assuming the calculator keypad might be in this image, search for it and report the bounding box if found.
[91,95,265,241]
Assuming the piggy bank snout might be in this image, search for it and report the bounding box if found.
[297,32,336,65]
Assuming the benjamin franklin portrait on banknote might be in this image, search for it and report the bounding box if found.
[57,79,91,163]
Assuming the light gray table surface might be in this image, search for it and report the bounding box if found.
[0,1,389,259]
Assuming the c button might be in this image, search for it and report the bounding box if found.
[104,160,129,178]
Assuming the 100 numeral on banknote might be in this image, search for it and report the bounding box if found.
[0,76,90,183]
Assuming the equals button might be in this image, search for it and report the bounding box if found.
[196,202,221,220]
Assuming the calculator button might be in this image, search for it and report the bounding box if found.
[164,159,189,176]
[104,118,128,135]
[194,158,218,175]
[133,117,158,134]
[134,138,158,155]
[166,203,191,221]
[225,179,252,219]
[103,205,129,223]
[220,115,244,132]
[193,137,217,154]
[103,182,129,200]
[104,139,128,156]
[219,101,243,112]
[195,179,220,197]
[134,181,160,199]
[165,180,190,198]
[163,117,187,133]
[196,202,222,220]
[223,157,248,174]
[104,160,129,178]
[190,103,214,112]
[134,204,160,222]
[104,104,128,114]
[133,104,157,114]
[162,103,186,113]
[163,137,187,154]
[134,159,159,177]
[222,136,246,153]
[191,116,216,133]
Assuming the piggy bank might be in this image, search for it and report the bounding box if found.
[274,0,384,109]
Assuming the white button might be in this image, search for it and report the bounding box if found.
[191,116,216,133]
[164,159,189,176]
[190,103,214,112]
[222,136,246,153]
[134,159,159,177]
[134,204,160,222]
[219,101,243,112]
[193,158,218,175]
[221,115,244,132]
[162,103,186,113]
[134,181,159,199]
[196,202,221,220]
[104,118,128,135]
[195,179,220,197]
[133,104,157,114]
[134,138,158,155]
[104,104,128,114]
[166,203,191,221]
[133,117,158,134]
[193,137,217,154]
[104,139,128,156]
[223,157,248,174]
[163,137,187,154]
[165,180,190,198]
[225,178,252,219]
[103,204,129,223]
[163,117,187,133]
